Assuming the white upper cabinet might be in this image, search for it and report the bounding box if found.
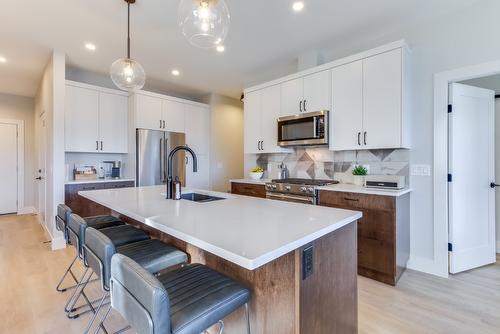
[162,100,185,133]
[65,82,128,153]
[65,85,99,152]
[185,104,210,156]
[244,91,261,154]
[362,48,403,149]
[303,71,331,113]
[98,92,128,153]
[281,70,331,116]
[135,94,163,130]
[244,86,290,154]
[281,78,304,116]
[330,60,363,151]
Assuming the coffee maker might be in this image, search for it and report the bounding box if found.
[103,161,122,179]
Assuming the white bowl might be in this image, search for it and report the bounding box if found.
[249,172,264,180]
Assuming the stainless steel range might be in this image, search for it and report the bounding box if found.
[265,178,339,205]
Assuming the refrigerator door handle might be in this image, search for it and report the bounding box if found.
[160,138,164,183]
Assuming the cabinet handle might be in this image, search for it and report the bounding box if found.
[257,141,260,151]
[299,100,303,112]
[96,140,99,151]
[364,131,367,145]
[160,120,162,128]
[357,132,361,146]
[344,197,359,202]
[261,141,264,151]
[303,100,307,111]
[100,141,103,151]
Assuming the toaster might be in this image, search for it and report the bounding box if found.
[364,175,406,189]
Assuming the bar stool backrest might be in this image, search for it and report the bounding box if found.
[68,213,87,259]
[110,254,172,334]
[85,227,118,291]
[56,204,72,241]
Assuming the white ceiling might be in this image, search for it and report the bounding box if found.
[0,0,483,99]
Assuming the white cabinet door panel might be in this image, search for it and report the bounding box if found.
[260,85,283,153]
[135,94,163,130]
[99,92,128,153]
[163,100,185,133]
[186,154,210,190]
[244,91,261,154]
[281,78,303,116]
[185,104,210,156]
[330,61,363,151]
[65,85,99,152]
[362,49,402,149]
[303,71,331,112]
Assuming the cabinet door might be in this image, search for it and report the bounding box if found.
[185,104,210,155]
[135,94,163,130]
[363,49,402,149]
[243,90,262,154]
[330,61,363,151]
[260,85,287,153]
[186,154,210,190]
[280,78,303,116]
[99,92,128,153]
[303,71,331,112]
[65,85,99,152]
[162,100,185,133]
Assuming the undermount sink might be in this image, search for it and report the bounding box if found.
[181,193,225,203]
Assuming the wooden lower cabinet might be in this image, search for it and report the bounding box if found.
[230,182,266,198]
[318,190,410,285]
[65,181,135,217]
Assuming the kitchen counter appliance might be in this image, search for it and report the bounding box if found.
[277,110,329,147]
[266,178,338,204]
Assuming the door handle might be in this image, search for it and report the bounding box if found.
[357,132,361,146]
[299,100,303,112]
[163,120,166,129]
[160,120,162,128]
[100,141,103,151]
[261,141,264,151]
[185,156,189,165]
[96,140,99,151]
[303,100,307,111]
[491,182,500,188]
[363,131,367,146]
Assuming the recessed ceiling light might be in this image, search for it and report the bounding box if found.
[216,45,225,53]
[172,69,180,76]
[0,56,6,63]
[292,1,304,12]
[85,43,96,51]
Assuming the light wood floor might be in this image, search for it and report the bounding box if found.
[1,214,499,334]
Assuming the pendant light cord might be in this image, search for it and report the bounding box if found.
[127,1,131,59]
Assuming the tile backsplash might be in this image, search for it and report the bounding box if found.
[244,147,409,183]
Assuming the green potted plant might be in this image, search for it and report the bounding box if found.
[352,165,368,186]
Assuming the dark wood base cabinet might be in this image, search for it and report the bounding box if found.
[65,181,135,217]
[318,190,410,286]
[230,182,266,198]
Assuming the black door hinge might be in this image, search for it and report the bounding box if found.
[448,243,453,252]
[448,104,453,113]
[448,174,452,182]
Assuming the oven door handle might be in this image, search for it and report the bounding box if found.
[313,117,318,138]
[266,192,315,204]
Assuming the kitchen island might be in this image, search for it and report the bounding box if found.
[79,185,362,334]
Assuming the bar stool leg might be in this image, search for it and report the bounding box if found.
[245,303,251,334]
[64,267,90,313]
[56,254,79,292]
[84,292,109,334]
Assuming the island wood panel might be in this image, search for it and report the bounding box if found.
[111,209,358,334]
[230,182,266,198]
[64,181,134,217]
[318,190,410,286]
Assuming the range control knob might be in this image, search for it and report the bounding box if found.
[300,187,307,192]
[308,187,314,193]
[285,185,291,191]
[272,184,277,189]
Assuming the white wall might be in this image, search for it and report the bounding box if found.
[201,94,244,192]
[35,50,66,250]
[0,93,35,210]
[280,0,500,275]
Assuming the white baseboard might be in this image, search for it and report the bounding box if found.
[18,206,36,215]
[51,235,66,250]
[407,255,449,278]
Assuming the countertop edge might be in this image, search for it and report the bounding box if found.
[66,178,136,185]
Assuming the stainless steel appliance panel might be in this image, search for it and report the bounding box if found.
[277,110,329,147]
[136,129,186,187]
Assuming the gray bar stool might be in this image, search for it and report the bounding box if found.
[64,213,148,319]
[83,227,188,334]
[107,254,252,334]
[55,204,125,293]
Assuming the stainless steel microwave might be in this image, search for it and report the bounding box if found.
[277,110,329,147]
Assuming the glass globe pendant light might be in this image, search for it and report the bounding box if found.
[110,0,146,91]
[178,0,230,49]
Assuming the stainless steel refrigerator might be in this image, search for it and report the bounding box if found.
[136,129,186,187]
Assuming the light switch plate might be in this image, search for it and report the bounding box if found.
[411,164,431,176]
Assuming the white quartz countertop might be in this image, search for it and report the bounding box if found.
[66,178,135,185]
[79,186,361,270]
[317,184,412,197]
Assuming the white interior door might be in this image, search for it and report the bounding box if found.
[37,115,47,225]
[449,83,496,274]
[0,122,18,214]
